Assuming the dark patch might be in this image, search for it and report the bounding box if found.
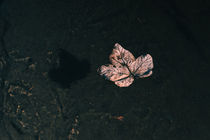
[157,0,207,61]
[48,49,90,88]
[10,121,24,135]
[142,69,152,76]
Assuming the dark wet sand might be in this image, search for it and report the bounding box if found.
[0,0,210,140]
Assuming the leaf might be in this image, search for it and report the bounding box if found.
[98,43,154,87]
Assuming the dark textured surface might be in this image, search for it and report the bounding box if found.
[49,48,90,88]
[0,0,210,140]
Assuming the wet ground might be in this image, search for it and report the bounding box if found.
[0,0,210,140]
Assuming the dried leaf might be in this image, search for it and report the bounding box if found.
[109,43,135,67]
[112,115,124,121]
[130,54,153,78]
[98,43,154,87]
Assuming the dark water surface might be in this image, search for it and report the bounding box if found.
[0,0,210,140]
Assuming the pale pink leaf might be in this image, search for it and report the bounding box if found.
[98,64,130,81]
[98,43,154,87]
[109,43,135,67]
[130,54,154,78]
[114,76,134,87]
